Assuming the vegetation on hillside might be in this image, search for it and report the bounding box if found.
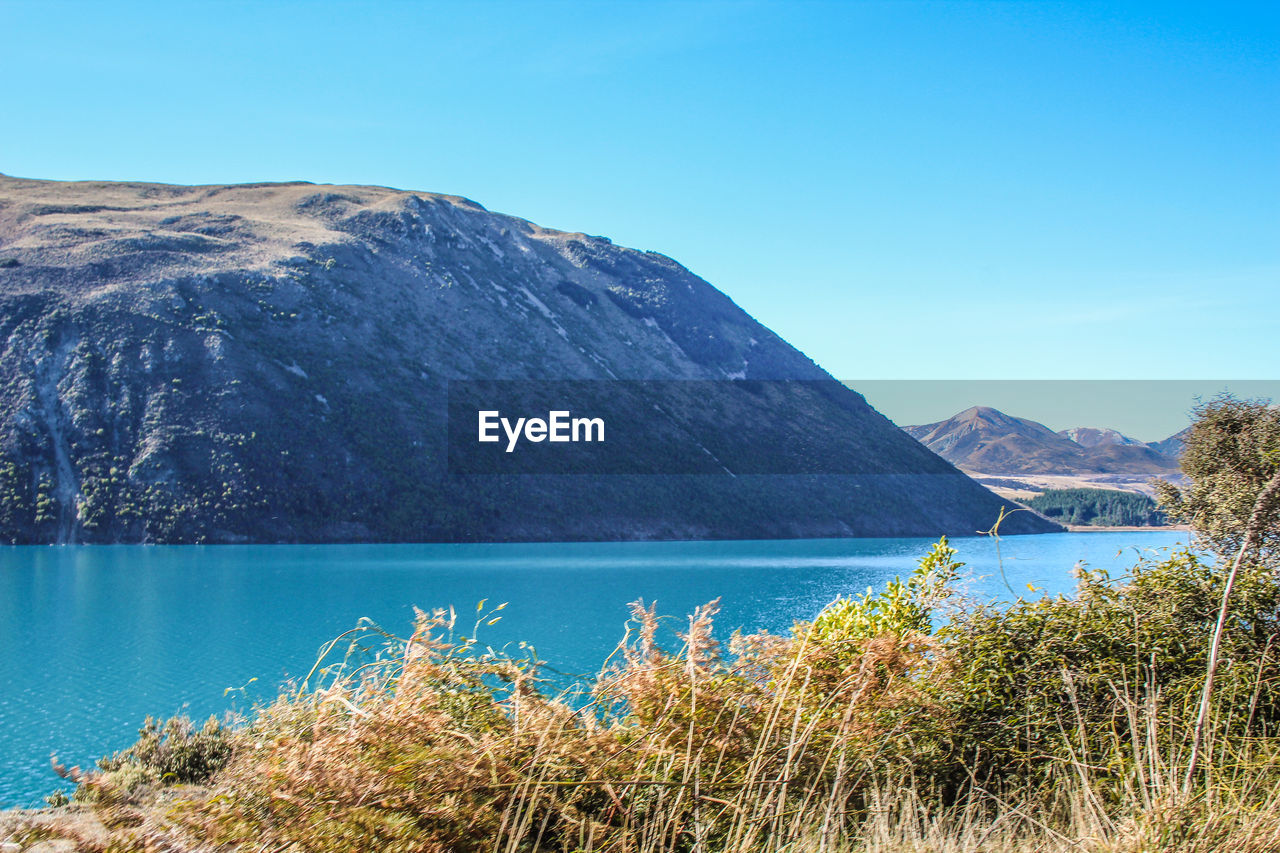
[6,396,1280,852]
[1023,486,1166,526]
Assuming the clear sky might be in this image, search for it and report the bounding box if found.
[2,0,1276,384]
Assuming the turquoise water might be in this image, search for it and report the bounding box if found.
[0,531,1187,806]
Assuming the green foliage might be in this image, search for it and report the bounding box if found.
[0,456,64,542]
[0,457,33,538]
[807,536,964,648]
[1024,486,1166,526]
[33,473,55,525]
[1156,394,1280,558]
[933,549,1280,790]
[95,716,234,789]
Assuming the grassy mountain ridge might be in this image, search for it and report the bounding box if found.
[0,175,1057,543]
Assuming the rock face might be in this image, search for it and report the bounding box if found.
[0,175,1058,543]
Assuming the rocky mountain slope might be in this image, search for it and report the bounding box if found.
[0,174,1058,543]
[904,407,1184,496]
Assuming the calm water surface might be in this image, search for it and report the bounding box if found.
[0,531,1187,805]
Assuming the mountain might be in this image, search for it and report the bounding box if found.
[1057,426,1145,449]
[0,175,1058,543]
[904,407,1182,494]
[906,407,1071,474]
[1148,426,1192,459]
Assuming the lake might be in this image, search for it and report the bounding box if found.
[0,530,1188,806]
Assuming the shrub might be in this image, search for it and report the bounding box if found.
[85,715,234,800]
[807,536,963,646]
[932,550,1280,795]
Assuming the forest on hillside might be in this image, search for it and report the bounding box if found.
[1024,487,1166,526]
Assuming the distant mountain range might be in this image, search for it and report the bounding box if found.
[903,406,1188,496]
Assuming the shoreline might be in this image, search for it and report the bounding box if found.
[1065,524,1190,533]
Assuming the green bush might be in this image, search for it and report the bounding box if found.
[94,715,234,792]
[931,549,1280,792]
[813,537,964,641]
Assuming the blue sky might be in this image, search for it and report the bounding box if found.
[2,0,1276,383]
